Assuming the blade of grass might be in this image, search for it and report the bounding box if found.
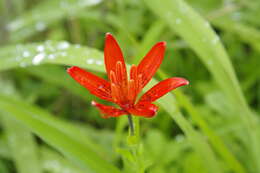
[11,0,25,15]
[0,94,121,173]
[143,0,260,171]
[132,12,245,171]
[0,41,104,72]
[157,70,246,173]
[0,76,42,173]
[0,118,117,173]
[212,17,260,52]
[41,147,86,173]
[156,94,223,173]
[7,0,102,42]
[133,20,166,64]
[0,116,42,173]
[0,159,9,173]
[134,12,245,172]
[0,135,10,159]
[23,65,91,101]
[143,0,250,114]
[0,73,113,162]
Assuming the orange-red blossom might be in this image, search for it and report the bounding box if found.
[67,33,189,118]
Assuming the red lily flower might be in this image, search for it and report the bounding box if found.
[67,33,189,118]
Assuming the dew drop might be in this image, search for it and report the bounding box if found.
[175,135,184,142]
[204,21,210,28]
[37,45,45,52]
[60,52,67,57]
[15,57,21,61]
[75,44,81,48]
[45,160,61,172]
[6,20,23,31]
[35,21,46,31]
[32,53,45,65]
[87,0,101,5]
[20,62,27,67]
[23,51,30,57]
[95,60,103,65]
[48,54,55,59]
[86,59,94,64]
[57,41,70,50]
[211,36,219,45]
[46,40,52,45]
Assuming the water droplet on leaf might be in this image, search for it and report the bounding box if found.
[35,21,46,31]
[23,51,30,57]
[86,59,94,64]
[57,41,70,50]
[32,53,45,65]
[95,60,103,65]
[37,45,45,52]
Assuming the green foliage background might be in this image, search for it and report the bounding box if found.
[0,0,260,172]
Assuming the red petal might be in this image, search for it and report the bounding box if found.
[138,77,189,103]
[129,102,158,118]
[91,101,127,118]
[137,42,166,88]
[67,66,113,102]
[104,33,127,82]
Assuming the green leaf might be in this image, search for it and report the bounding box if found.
[23,65,91,101]
[212,17,260,52]
[0,135,10,159]
[0,76,42,173]
[143,0,248,114]
[0,41,104,71]
[0,94,121,173]
[133,20,166,64]
[155,91,223,173]
[41,147,86,173]
[1,116,42,173]
[175,90,246,173]
[143,0,260,171]
[7,0,101,42]
[0,159,9,173]
[157,70,245,173]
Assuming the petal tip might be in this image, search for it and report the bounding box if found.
[161,41,167,46]
[91,100,97,106]
[149,108,158,117]
[176,77,189,86]
[157,41,167,47]
[67,66,77,74]
[150,104,158,115]
[105,32,113,38]
[182,78,189,86]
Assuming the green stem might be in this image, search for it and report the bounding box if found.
[126,116,144,172]
[127,114,134,136]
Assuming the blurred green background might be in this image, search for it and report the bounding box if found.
[0,0,260,173]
